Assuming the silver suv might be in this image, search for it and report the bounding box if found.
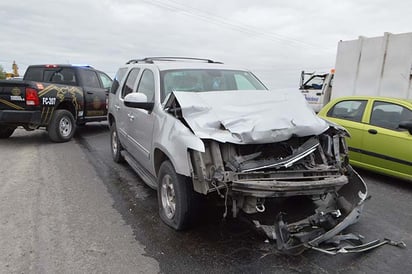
[108,57,368,254]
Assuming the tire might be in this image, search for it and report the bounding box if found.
[157,161,197,230]
[48,110,76,142]
[0,126,16,138]
[110,122,124,163]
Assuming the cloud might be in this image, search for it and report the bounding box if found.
[1,0,411,88]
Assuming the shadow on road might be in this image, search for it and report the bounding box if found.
[1,128,51,146]
[1,122,109,146]
[356,168,412,192]
[74,122,109,137]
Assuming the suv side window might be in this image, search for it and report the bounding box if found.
[121,68,140,98]
[110,67,128,94]
[137,70,155,102]
[80,70,101,88]
[327,100,367,122]
[98,72,112,89]
[234,74,256,90]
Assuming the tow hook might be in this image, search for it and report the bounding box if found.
[256,204,265,213]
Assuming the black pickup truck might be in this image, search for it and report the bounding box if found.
[0,64,112,142]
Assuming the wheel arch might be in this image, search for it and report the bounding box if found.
[154,148,170,177]
[153,143,199,178]
[56,100,76,119]
[108,113,115,128]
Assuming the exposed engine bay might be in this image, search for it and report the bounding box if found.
[187,126,367,254]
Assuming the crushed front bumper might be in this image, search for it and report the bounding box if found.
[232,174,348,197]
[249,167,405,255]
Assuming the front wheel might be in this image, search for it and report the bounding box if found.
[48,110,76,142]
[0,126,16,138]
[157,161,198,230]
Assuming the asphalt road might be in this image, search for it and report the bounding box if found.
[1,123,411,273]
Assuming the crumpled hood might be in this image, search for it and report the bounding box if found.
[171,90,329,144]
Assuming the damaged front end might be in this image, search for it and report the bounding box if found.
[164,90,404,254]
[188,126,372,254]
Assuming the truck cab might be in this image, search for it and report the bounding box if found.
[299,70,334,113]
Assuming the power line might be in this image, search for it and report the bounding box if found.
[139,0,330,51]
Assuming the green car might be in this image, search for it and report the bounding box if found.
[318,96,412,181]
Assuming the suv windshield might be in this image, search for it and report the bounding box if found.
[161,69,267,100]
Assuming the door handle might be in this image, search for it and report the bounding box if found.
[128,113,135,121]
[368,129,378,135]
[87,91,93,95]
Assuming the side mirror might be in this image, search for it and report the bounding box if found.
[399,120,412,135]
[124,93,154,111]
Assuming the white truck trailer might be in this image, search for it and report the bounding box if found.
[303,32,412,112]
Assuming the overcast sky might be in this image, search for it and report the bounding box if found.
[1,0,411,88]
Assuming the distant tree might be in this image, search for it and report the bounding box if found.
[0,65,6,79]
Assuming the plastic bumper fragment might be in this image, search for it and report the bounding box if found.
[305,238,406,255]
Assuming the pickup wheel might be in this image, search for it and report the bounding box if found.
[48,110,76,142]
[157,161,197,230]
[0,126,16,138]
[110,122,124,163]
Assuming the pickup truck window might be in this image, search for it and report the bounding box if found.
[80,70,100,88]
[25,67,42,81]
[98,72,112,89]
[122,68,140,98]
[61,69,76,85]
[45,69,77,85]
[25,67,78,85]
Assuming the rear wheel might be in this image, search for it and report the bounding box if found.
[157,161,198,230]
[0,126,16,138]
[110,122,124,163]
[48,110,76,142]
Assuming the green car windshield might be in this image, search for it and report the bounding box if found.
[160,69,267,100]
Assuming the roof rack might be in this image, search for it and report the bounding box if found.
[126,57,223,64]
